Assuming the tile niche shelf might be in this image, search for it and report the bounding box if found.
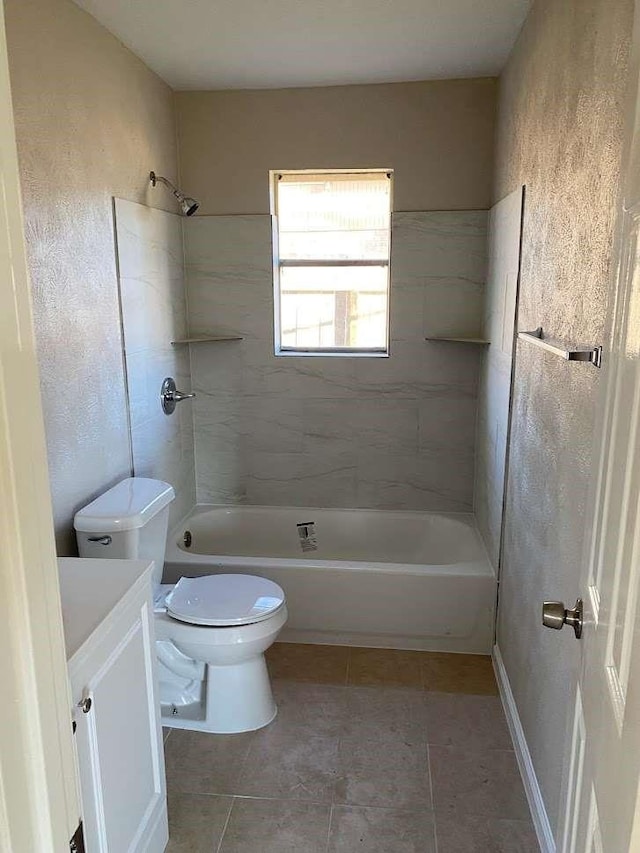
[425,336,490,345]
[171,335,243,345]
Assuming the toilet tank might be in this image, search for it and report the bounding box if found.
[74,478,175,588]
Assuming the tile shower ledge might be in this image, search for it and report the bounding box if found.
[171,335,243,344]
[425,336,490,344]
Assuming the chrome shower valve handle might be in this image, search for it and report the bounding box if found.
[161,377,196,415]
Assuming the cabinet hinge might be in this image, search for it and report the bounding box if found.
[70,821,85,853]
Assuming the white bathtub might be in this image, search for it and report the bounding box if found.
[164,506,496,654]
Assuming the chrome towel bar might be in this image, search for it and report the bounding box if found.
[517,327,602,368]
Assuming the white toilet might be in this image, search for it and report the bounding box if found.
[74,477,287,734]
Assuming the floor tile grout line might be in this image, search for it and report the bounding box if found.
[331,801,439,817]
[332,726,343,813]
[221,792,335,806]
[427,745,519,756]
[324,804,334,853]
[179,788,445,816]
[426,744,438,853]
[327,800,438,815]
[214,795,235,853]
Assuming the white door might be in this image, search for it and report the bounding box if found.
[0,1,81,850]
[558,3,640,850]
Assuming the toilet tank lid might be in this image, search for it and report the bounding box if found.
[74,478,175,533]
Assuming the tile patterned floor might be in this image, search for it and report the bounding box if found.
[164,644,540,852]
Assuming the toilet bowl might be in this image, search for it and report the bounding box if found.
[154,574,287,732]
[74,477,287,733]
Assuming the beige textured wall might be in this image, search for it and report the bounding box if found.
[175,79,497,214]
[5,0,179,554]
[494,0,632,833]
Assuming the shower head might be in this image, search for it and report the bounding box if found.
[149,171,200,216]
[180,196,199,217]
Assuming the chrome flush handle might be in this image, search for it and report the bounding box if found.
[87,535,112,545]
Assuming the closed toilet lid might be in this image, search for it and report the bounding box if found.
[165,574,286,627]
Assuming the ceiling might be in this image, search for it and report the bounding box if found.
[73,0,531,91]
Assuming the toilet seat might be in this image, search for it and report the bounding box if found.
[165,574,286,627]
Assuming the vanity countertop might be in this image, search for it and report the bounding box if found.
[57,557,153,661]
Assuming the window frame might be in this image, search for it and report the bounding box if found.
[271,168,393,358]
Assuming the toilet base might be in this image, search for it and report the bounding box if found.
[160,652,277,734]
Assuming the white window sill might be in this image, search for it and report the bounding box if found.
[275,348,389,358]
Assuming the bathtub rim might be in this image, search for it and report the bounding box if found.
[165,504,495,579]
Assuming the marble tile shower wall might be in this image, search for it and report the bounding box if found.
[184,211,487,511]
[115,199,196,526]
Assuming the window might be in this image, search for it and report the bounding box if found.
[272,170,392,355]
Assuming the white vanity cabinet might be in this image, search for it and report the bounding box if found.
[58,558,168,853]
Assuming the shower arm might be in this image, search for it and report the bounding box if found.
[149,171,199,216]
[150,171,178,196]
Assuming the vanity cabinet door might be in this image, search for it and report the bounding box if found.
[72,592,168,853]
